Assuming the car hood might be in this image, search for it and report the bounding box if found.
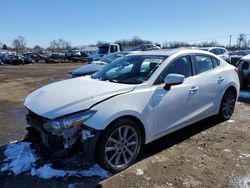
[72,63,105,75]
[23,77,136,119]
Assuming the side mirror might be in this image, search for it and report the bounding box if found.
[163,73,185,90]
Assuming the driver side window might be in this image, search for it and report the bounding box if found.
[161,56,193,82]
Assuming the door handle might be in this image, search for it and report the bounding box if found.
[190,86,199,94]
[218,76,224,83]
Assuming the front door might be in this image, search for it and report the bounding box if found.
[152,55,200,137]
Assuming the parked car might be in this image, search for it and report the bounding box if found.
[200,47,230,63]
[22,56,35,64]
[23,53,40,62]
[45,53,66,63]
[23,49,239,172]
[65,50,81,57]
[236,54,250,88]
[3,54,24,65]
[130,44,161,51]
[230,50,250,66]
[71,51,134,78]
[0,53,4,65]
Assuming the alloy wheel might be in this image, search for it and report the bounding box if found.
[104,126,139,169]
[222,91,236,119]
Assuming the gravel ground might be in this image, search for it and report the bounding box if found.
[0,63,249,188]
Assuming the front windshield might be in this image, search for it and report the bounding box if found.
[98,46,109,54]
[92,55,167,84]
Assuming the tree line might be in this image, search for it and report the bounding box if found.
[1,34,250,53]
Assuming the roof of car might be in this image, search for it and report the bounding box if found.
[126,49,178,56]
[125,48,215,57]
[199,47,227,50]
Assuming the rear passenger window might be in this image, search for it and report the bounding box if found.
[194,55,214,74]
[212,57,220,67]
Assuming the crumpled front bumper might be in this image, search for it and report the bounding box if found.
[25,111,101,169]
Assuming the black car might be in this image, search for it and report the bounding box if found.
[23,56,35,64]
[23,53,41,62]
[236,55,250,88]
[230,50,250,66]
[45,53,66,63]
[3,55,24,65]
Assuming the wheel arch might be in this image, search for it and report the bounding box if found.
[94,115,146,168]
[216,84,238,115]
[223,85,238,99]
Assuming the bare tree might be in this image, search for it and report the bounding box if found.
[47,39,71,52]
[247,40,250,48]
[49,40,59,52]
[58,38,71,49]
[96,41,109,46]
[12,36,27,53]
[33,45,44,53]
[114,36,153,48]
[2,44,8,50]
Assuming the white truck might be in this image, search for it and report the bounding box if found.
[89,43,121,62]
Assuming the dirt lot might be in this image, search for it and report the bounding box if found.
[0,63,250,188]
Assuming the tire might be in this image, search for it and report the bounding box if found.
[97,118,142,173]
[218,89,237,121]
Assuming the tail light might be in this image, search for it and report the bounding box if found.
[234,67,240,75]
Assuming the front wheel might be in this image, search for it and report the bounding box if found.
[218,89,237,121]
[97,118,142,172]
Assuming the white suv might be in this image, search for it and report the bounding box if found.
[23,49,239,172]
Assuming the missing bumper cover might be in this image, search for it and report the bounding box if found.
[26,113,102,168]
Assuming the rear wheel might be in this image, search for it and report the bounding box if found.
[218,89,237,120]
[97,118,141,172]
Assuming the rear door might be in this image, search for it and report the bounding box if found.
[193,54,225,116]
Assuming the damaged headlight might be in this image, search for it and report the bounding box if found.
[43,110,96,134]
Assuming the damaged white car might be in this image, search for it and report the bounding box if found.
[23,49,240,172]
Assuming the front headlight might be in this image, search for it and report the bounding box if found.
[43,110,96,134]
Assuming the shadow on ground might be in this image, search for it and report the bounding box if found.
[137,116,221,162]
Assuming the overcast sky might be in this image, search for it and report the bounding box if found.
[1,0,250,48]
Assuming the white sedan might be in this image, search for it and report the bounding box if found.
[23,49,240,172]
